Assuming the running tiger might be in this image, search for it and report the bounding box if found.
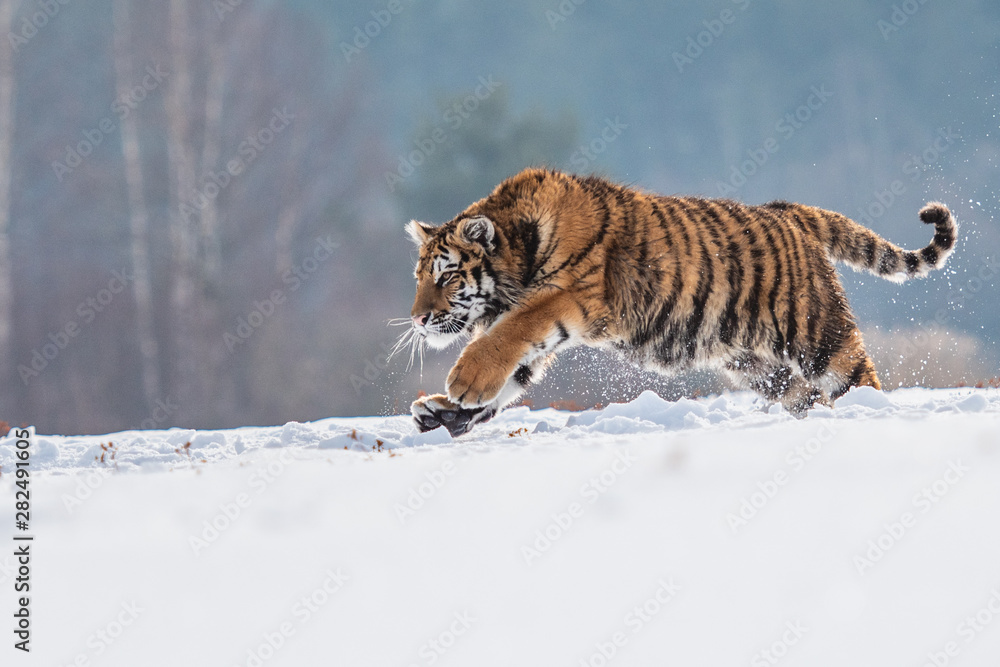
[398,168,957,436]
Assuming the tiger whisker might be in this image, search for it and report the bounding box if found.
[388,327,415,363]
[406,331,425,374]
[417,337,425,379]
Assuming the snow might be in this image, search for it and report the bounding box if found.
[2,387,1000,665]
[834,384,896,410]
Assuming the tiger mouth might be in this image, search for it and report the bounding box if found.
[390,311,472,372]
[420,315,469,349]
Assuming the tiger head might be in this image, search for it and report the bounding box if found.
[402,214,507,352]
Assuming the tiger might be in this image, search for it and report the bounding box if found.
[399,168,957,436]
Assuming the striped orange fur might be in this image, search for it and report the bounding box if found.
[401,168,957,435]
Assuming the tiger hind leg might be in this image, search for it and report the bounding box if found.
[724,357,829,417]
[826,336,882,401]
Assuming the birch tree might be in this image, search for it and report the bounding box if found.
[0,0,19,391]
[165,0,206,420]
[113,0,160,412]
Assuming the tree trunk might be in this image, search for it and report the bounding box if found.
[200,28,224,288]
[197,16,234,422]
[0,0,19,390]
[165,0,204,424]
[112,0,161,414]
[275,124,306,275]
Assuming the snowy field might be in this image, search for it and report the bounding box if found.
[2,386,1000,666]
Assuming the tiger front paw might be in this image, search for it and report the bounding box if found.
[411,393,495,437]
[446,343,512,407]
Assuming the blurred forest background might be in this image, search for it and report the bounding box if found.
[0,0,997,434]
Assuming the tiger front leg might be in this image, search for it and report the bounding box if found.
[411,350,552,436]
[446,334,524,408]
[410,333,521,437]
[446,297,577,408]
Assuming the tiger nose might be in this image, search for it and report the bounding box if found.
[411,312,430,327]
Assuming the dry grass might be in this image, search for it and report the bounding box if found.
[865,327,999,389]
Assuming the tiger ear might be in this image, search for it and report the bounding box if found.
[406,220,434,246]
[459,215,495,250]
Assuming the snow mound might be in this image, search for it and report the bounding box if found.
[834,385,896,411]
[2,388,997,476]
